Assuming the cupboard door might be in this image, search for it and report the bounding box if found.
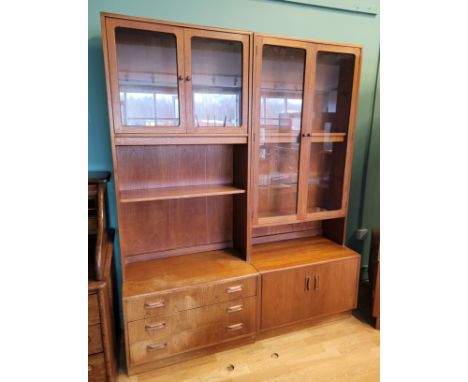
[311,257,360,316]
[305,48,359,218]
[261,267,316,330]
[105,19,187,133]
[184,29,249,134]
[252,37,314,226]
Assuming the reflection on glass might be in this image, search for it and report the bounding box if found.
[115,27,180,127]
[313,52,355,133]
[307,52,355,213]
[191,37,242,127]
[257,45,306,218]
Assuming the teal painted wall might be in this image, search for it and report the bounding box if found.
[88,0,380,311]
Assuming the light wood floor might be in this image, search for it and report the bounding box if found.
[118,315,380,381]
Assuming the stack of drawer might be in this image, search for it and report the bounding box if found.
[88,293,107,382]
[124,275,258,368]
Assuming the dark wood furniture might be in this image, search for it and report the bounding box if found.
[369,227,380,329]
[88,172,118,382]
[100,12,362,375]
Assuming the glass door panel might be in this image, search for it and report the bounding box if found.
[185,30,249,133]
[257,44,306,219]
[191,37,242,128]
[114,26,183,131]
[307,51,355,214]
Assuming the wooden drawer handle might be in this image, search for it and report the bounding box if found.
[226,285,242,294]
[145,322,166,331]
[147,342,167,352]
[314,274,320,290]
[226,323,244,332]
[144,301,165,310]
[226,304,243,313]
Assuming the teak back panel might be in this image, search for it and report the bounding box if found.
[120,196,233,260]
[116,145,233,190]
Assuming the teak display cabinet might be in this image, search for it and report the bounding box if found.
[101,12,362,376]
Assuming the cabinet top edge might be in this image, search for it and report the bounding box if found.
[99,12,362,49]
[99,12,253,36]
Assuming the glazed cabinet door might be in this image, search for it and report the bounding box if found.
[252,36,315,227]
[183,29,250,134]
[301,46,361,219]
[105,18,187,133]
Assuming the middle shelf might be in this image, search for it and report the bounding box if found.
[120,184,245,203]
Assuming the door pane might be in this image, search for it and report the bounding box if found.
[257,45,306,219]
[312,52,355,133]
[308,52,355,213]
[115,27,180,127]
[191,37,242,127]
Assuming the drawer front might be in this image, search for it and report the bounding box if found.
[172,296,256,353]
[172,277,257,312]
[125,276,257,322]
[128,316,172,345]
[88,294,100,325]
[129,338,171,365]
[88,324,103,355]
[88,353,106,382]
[125,293,172,322]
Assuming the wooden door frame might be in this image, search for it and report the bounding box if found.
[105,17,188,134]
[183,28,250,135]
[308,45,362,217]
[251,35,315,227]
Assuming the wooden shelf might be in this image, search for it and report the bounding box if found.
[250,236,359,272]
[120,184,245,203]
[260,131,346,144]
[123,249,257,297]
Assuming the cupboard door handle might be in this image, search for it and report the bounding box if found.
[145,322,166,331]
[314,274,320,290]
[147,342,167,351]
[185,75,191,81]
[301,133,306,138]
[305,275,311,291]
[177,74,183,81]
[307,133,311,137]
[226,285,242,294]
[88,365,93,372]
[226,323,244,332]
[144,301,165,310]
[226,304,243,313]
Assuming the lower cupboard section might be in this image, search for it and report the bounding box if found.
[128,296,257,365]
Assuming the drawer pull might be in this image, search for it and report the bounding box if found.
[226,323,244,332]
[226,304,243,313]
[226,285,243,294]
[314,274,320,290]
[144,301,165,310]
[147,342,167,352]
[145,322,166,331]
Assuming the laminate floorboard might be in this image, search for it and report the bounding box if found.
[118,315,379,381]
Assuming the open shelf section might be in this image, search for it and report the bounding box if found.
[120,184,245,203]
[123,248,257,297]
[250,236,358,272]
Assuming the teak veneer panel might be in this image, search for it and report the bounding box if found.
[120,184,245,203]
[123,249,258,298]
[250,236,359,272]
